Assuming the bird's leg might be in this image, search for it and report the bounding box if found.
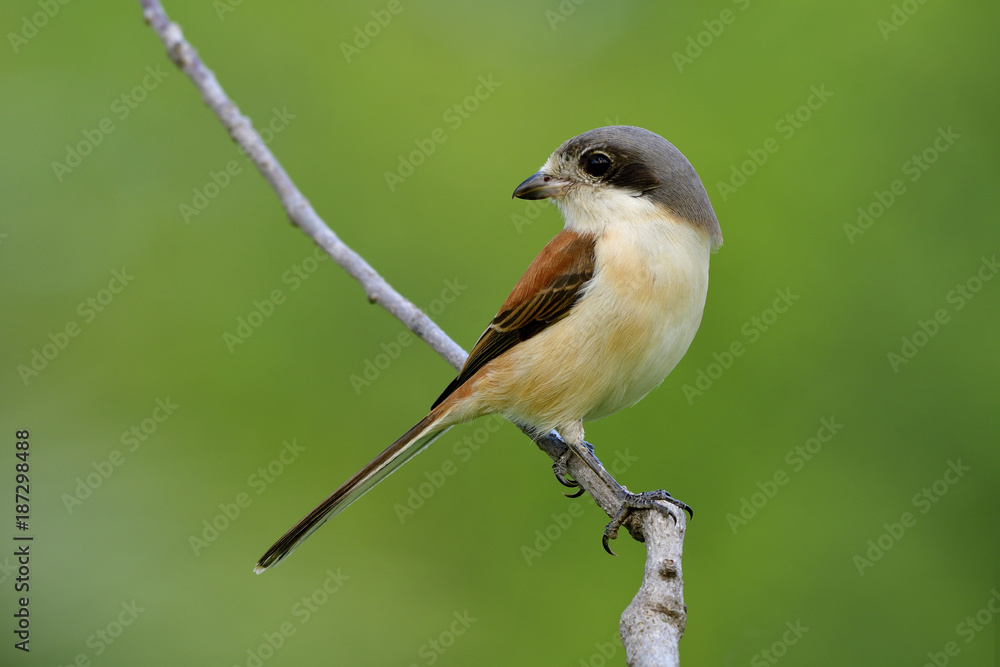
[558,421,692,555]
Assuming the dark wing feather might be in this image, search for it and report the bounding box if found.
[432,230,596,409]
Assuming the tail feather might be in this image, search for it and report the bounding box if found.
[254,409,452,573]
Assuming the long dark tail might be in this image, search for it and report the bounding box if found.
[254,408,453,573]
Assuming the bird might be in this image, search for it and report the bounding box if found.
[255,125,722,573]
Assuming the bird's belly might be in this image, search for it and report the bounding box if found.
[484,229,709,431]
[577,282,705,422]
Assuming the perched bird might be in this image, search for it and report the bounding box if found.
[255,126,722,573]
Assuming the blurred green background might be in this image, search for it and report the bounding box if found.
[2,0,998,665]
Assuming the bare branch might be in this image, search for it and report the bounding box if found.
[621,511,687,666]
[137,2,686,663]
[139,3,467,372]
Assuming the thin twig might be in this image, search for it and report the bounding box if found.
[137,2,686,663]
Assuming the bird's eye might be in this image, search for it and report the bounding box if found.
[583,152,612,178]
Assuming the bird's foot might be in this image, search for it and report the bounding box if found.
[602,489,693,556]
[552,443,594,498]
[552,448,586,497]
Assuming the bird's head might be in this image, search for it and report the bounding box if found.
[513,126,722,251]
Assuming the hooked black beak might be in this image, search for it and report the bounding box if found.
[512,172,571,200]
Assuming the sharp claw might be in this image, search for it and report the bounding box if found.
[661,494,691,520]
[602,505,629,556]
[552,449,581,489]
[555,473,579,488]
[602,532,617,556]
[564,487,586,498]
